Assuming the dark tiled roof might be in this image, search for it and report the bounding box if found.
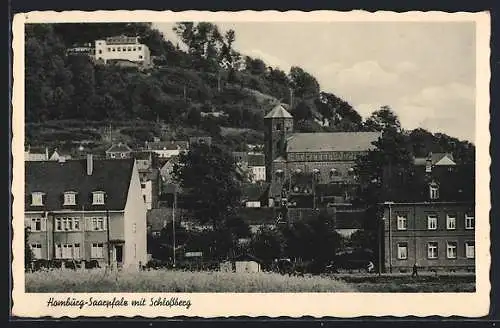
[25,158,135,211]
[248,153,265,166]
[383,164,474,202]
[237,208,276,224]
[106,143,132,153]
[241,183,270,201]
[286,132,381,153]
[334,210,365,229]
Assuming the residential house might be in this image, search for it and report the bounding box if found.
[241,182,270,208]
[145,141,189,159]
[248,153,266,182]
[94,35,151,66]
[382,163,475,273]
[105,143,133,159]
[25,155,147,269]
[25,146,49,161]
[49,149,72,162]
[159,155,179,186]
[414,152,456,171]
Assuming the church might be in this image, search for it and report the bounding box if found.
[264,104,381,209]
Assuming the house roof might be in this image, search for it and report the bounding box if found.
[133,151,152,160]
[383,164,474,202]
[241,182,270,201]
[106,143,132,153]
[264,104,293,119]
[147,141,189,151]
[248,153,265,167]
[414,153,456,166]
[334,210,365,229]
[25,158,135,211]
[286,132,381,153]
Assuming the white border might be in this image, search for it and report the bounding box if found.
[11,10,491,318]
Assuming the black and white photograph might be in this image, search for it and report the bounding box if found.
[11,10,490,317]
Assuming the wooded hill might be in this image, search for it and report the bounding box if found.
[25,22,475,163]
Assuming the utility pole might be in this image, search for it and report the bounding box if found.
[289,88,294,109]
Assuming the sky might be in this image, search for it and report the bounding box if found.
[154,22,476,143]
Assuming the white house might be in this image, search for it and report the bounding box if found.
[95,36,151,66]
[145,141,189,159]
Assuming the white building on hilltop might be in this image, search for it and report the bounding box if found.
[94,36,151,66]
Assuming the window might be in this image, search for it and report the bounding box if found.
[447,241,457,259]
[427,214,437,230]
[98,49,102,54]
[117,47,121,51]
[397,215,408,230]
[91,217,106,231]
[465,214,475,230]
[465,241,475,259]
[446,214,456,230]
[30,243,42,259]
[107,47,111,51]
[141,183,146,188]
[143,195,146,202]
[63,192,76,206]
[110,153,116,158]
[92,192,105,205]
[55,217,80,231]
[133,223,137,233]
[276,123,282,131]
[31,192,44,206]
[133,47,136,51]
[30,218,42,231]
[112,47,116,52]
[138,46,142,50]
[55,243,81,259]
[91,243,104,258]
[139,55,143,59]
[427,242,438,259]
[397,243,408,260]
[429,184,439,200]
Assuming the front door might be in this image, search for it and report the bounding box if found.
[115,245,123,264]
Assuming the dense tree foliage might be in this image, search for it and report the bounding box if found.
[172,143,243,230]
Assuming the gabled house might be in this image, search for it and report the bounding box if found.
[49,149,72,162]
[105,143,133,159]
[145,141,189,159]
[133,152,160,210]
[413,152,456,170]
[25,155,147,269]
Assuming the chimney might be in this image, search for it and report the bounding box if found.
[87,153,94,175]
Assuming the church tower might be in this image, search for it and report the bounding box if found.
[264,104,294,182]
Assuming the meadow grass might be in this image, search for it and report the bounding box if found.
[25,269,356,293]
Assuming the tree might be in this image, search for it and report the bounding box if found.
[172,143,243,231]
[291,100,313,122]
[250,226,284,265]
[364,106,402,132]
[354,127,414,230]
[187,107,202,126]
[288,66,320,99]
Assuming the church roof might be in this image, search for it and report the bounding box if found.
[286,132,381,153]
[264,104,293,119]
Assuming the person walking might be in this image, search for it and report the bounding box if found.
[412,262,419,277]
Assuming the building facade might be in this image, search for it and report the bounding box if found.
[106,143,133,159]
[25,156,148,269]
[382,164,475,272]
[94,36,151,66]
[145,141,189,159]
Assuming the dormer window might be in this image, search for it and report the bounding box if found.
[425,159,432,173]
[31,192,45,206]
[63,192,77,206]
[429,183,439,200]
[92,191,106,205]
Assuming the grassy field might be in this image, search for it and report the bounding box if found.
[25,269,356,293]
[25,269,476,293]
